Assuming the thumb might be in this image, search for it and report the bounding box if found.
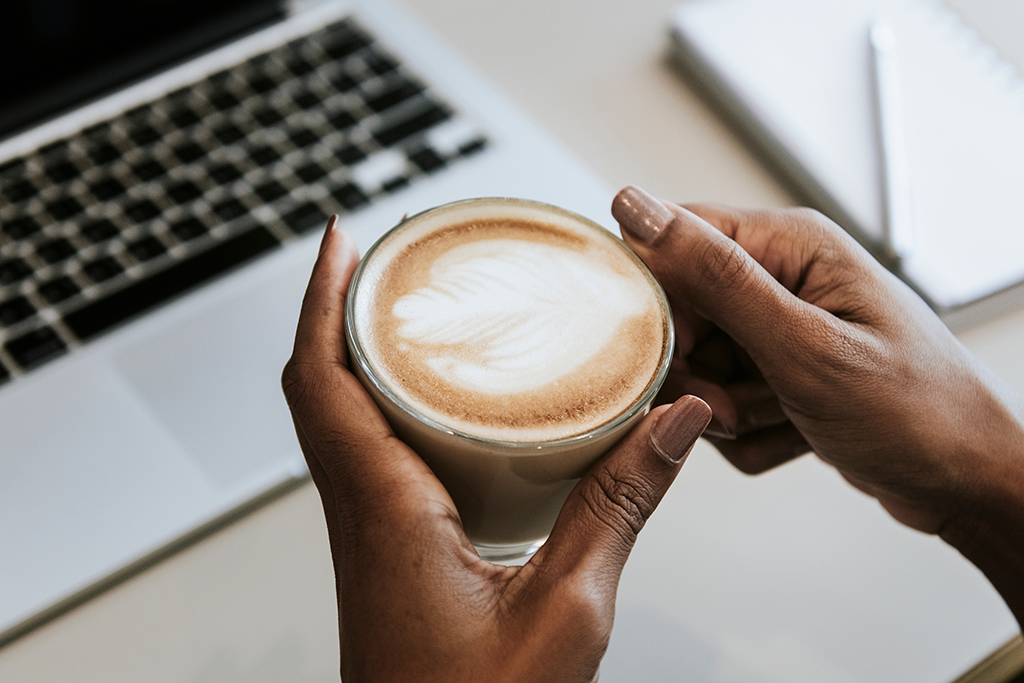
[538,396,712,585]
[611,185,811,356]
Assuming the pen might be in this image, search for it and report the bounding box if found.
[869,19,915,261]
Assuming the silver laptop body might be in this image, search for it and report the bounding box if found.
[0,0,612,644]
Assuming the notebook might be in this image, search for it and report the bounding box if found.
[0,0,613,644]
[670,0,1024,328]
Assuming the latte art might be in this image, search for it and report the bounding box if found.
[352,205,669,442]
[392,239,649,395]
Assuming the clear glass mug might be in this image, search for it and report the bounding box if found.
[345,198,674,560]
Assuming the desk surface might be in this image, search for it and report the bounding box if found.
[2,1,1023,681]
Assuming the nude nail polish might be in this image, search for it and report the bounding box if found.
[650,396,713,465]
[611,185,676,246]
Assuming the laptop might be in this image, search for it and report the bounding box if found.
[0,0,612,645]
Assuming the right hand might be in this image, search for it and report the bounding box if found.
[611,186,1024,625]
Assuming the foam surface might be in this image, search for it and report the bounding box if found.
[353,209,668,442]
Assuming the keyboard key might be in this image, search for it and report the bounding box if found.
[458,138,488,156]
[247,75,278,94]
[45,161,80,183]
[295,162,327,183]
[408,147,446,173]
[38,276,81,303]
[331,183,369,211]
[5,326,66,369]
[208,91,240,111]
[169,108,202,128]
[381,176,409,193]
[90,177,127,200]
[125,199,161,223]
[365,53,399,76]
[213,123,246,145]
[366,80,423,113]
[132,159,167,181]
[125,104,152,121]
[0,296,35,326]
[166,180,203,204]
[170,217,208,241]
[47,197,85,219]
[2,216,42,239]
[328,110,358,130]
[83,256,124,283]
[213,198,248,221]
[80,218,119,243]
[255,180,288,202]
[208,162,243,185]
[3,180,38,203]
[253,107,284,127]
[289,128,319,148]
[173,142,206,164]
[82,122,111,139]
[288,58,315,77]
[294,90,321,110]
[0,157,26,177]
[331,73,359,93]
[0,258,33,285]
[129,125,162,147]
[283,202,329,234]
[37,238,76,264]
[336,144,366,165]
[373,103,450,147]
[88,143,121,165]
[65,225,280,341]
[249,145,280,166]
[324,30,371,60]
[127,236,167,262]
[39,140,69,157]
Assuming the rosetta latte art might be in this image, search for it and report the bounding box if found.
[392,239,648,395]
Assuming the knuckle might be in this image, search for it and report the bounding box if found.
[580,467,660,541]
[280,356,323,408]
[690,236,758,312]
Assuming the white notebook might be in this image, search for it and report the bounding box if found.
[671,0,1024,327]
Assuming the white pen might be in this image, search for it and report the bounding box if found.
[869,19,915,261]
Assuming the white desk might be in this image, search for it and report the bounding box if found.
[2,1,1023,681]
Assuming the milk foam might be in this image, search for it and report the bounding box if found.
[354,209,668,442]
[392,239,647,395]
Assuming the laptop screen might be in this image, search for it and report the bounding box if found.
[0,0,283,140]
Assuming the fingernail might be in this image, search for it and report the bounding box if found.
[704,416,736,440]
[736,398,788,433]
[318,214,339,255]
[650,396,713,465]
[612,185,676,246]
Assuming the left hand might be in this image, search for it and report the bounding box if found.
[281,216,712,683]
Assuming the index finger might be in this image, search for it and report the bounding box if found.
[290,215,360,368]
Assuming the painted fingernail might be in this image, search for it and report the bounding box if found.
[704,415,736,440]
[650,396,713,465]
[737,398,789,433]
[612,185,676,246]
[318,214,339,255]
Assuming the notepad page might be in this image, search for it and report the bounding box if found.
[673,0,1024,311]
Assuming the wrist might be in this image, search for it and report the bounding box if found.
[940,408,1024,629]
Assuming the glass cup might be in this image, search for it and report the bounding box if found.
[345,198,674,560]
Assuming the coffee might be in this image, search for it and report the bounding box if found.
[346,198,672,559]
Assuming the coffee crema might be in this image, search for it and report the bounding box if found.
[351,203,668,443]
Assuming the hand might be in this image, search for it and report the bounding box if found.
[611,186,1024,626]
[281,216,713,682]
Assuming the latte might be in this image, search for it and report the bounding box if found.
[345,198,673,559]
[351,202,667,442]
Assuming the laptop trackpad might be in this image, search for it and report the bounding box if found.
[116,273,304,488]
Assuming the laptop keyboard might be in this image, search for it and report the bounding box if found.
[0,19,487,381]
